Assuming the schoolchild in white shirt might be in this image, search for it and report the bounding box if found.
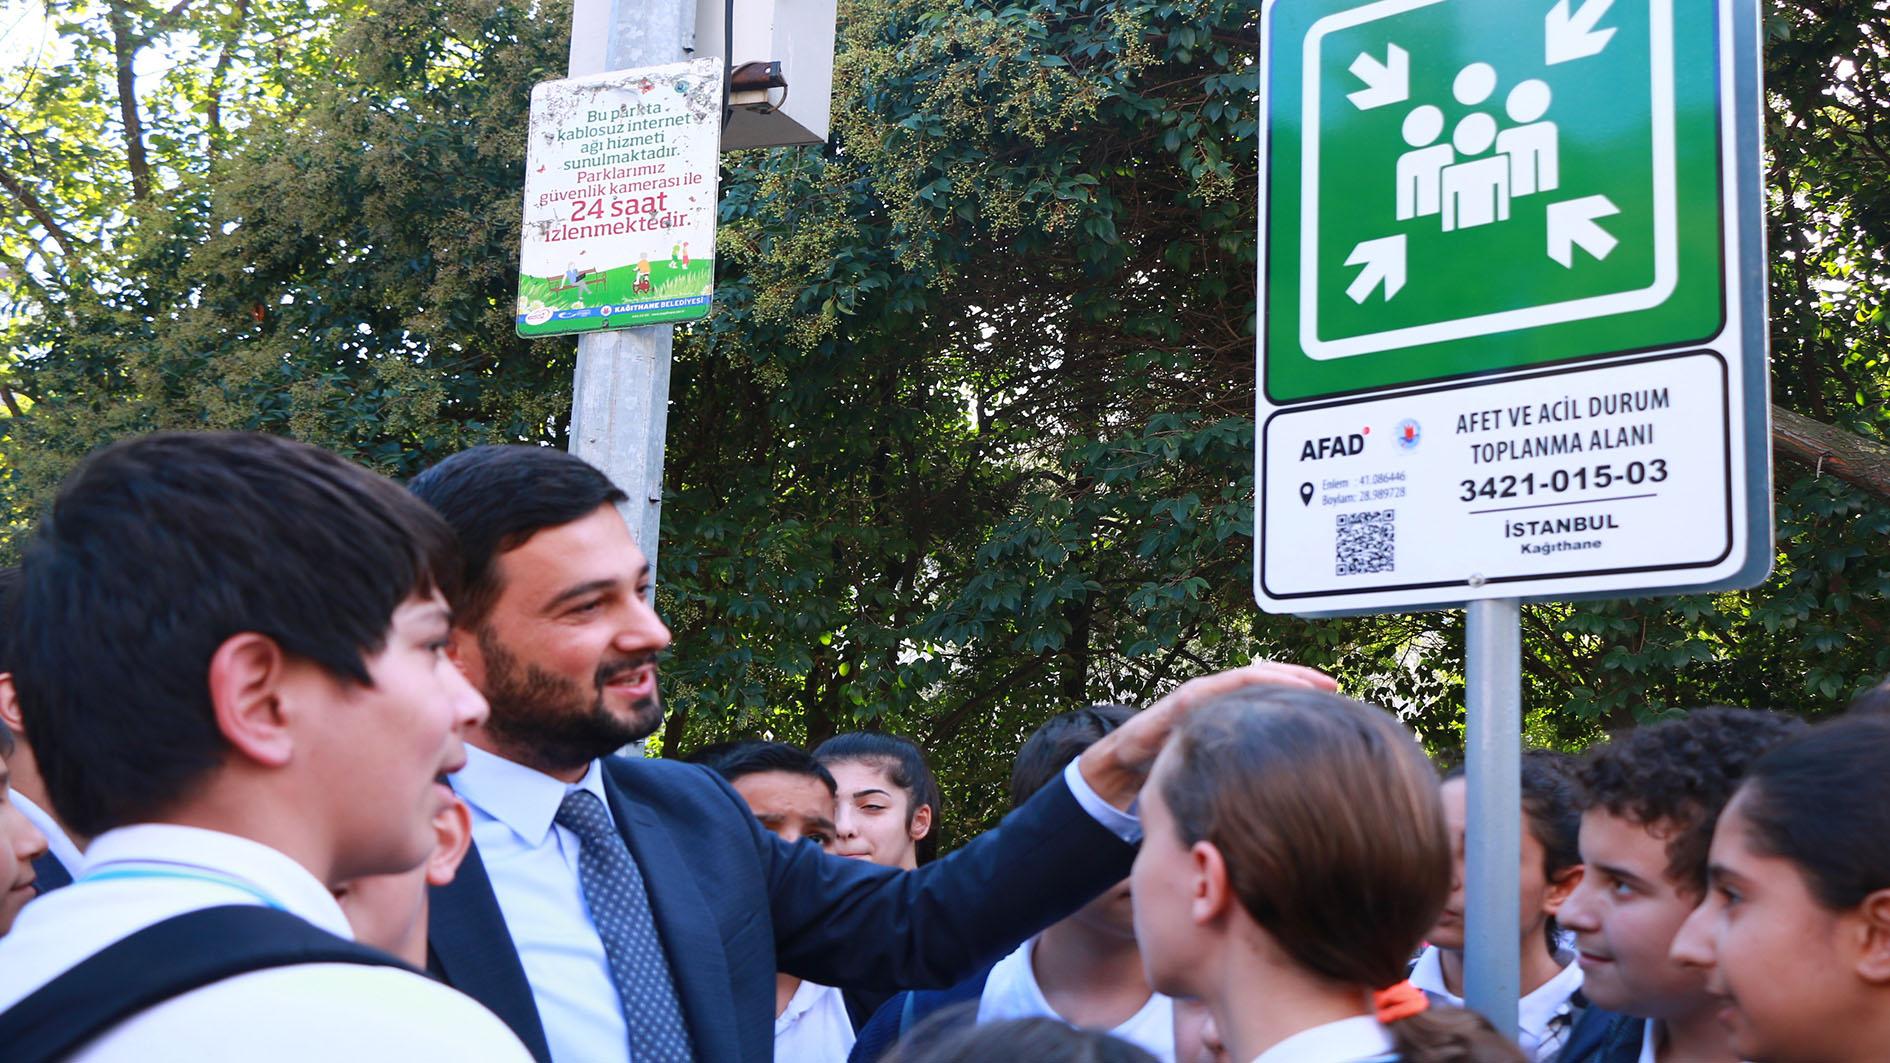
[976,706,1176,1061]
[1130,687,1524,1063]
[0,432,531,1061]
[1557,707,1804,1063]
[689,739,857,1063]
[1412,751,1585,1060]
[1670,717,1890,1063]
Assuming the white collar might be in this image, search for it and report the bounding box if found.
[775,979,840,1030]
[11,790,85,876]
[1408,946,1584,1038]
[1517,954,1585,1040]
[1407,946,1458,1006]
[1252,1015,1395,1063]
[80,823,354,937]
[451,744,611,846]
[1638,1019,1659,1063]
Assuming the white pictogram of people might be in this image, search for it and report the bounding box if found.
[1395,63,1558,233]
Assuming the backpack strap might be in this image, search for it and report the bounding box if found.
[0,904,413,1063]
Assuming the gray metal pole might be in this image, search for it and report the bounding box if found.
[565,0,695,595]
[1463,596,1522,1039]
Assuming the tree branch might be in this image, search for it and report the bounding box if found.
[150,0,198,39]
[205,0,251,143]
[1773,404,1890,500]
[108,0,152,201]
[0,164,80,258]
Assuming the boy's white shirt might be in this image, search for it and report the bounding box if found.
[0,823,532,1061]
[772,978,855,1062]
[1409,944,1584,1060]
[977,936,1177,1062]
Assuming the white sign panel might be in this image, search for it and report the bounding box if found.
[517,59,722,338]
[1259,352,1737,610]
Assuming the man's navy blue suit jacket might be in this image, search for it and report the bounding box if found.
[427,753,1137,1063]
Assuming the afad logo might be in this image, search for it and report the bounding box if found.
[1393,418,1421,450]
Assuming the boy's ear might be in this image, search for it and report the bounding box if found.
[206,633,295,767]
[1544,863,1585,915]
[425,796,475,888]
[1192,840,1233,925]
[1855,889,1890,984]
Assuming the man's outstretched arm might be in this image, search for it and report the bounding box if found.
[764,660,1338,991]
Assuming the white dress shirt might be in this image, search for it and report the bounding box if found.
[0,823,531,1061]
[13,789,85,877]
[772,979,855,1062]
[452,748,1141,1063]
[1408,945,1584,1060]
[1251,1016,1397,1063]
[453,746,631,1063]
[977,937,1177,1061]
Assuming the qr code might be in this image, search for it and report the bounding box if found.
[1336,509,1395,576]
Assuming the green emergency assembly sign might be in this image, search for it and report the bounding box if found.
[1254,0,1770,615]
[1262,0,1722,403]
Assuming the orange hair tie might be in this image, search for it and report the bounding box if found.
[1372,980,1430,1024]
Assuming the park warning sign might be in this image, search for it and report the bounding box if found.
[1254,0,1772,613]
[516,59,722,338]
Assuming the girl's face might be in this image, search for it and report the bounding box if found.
[827,759,928,870]
[1671,791,1872,1063]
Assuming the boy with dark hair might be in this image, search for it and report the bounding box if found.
[689,740,853,1060]
[1557,707,1806,1063]
[0,432,528,1061]
[851,705,1176,1063]
[0,566,83,891]
[0,717,50,934]
[1414,751,1585,1060]
[688,740,839,848]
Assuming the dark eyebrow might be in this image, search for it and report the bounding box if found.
[544,564,651,613]
[849,788,893,800]
[1592,862,1651,889]
[1706,862,1749,889]
[544,578,617,612]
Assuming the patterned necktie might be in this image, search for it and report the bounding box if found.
[555,788,693,1061]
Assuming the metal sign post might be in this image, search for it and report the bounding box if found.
[1463,597,1521,1033]
[1254,0,1770,1035]
[564,0,696,594]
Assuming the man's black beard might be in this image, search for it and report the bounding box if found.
[475,626,664,774]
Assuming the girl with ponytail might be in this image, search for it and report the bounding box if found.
[1130,687,1524,1063]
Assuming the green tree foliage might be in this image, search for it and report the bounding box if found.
[3,0,1887,836]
